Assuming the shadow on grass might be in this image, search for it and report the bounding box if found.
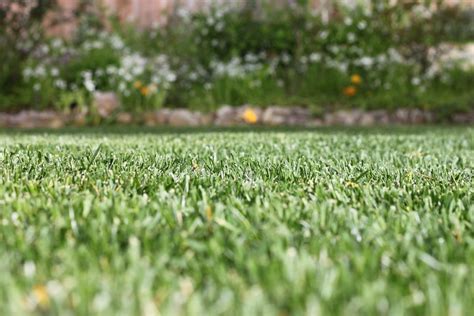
[0,124,471,136]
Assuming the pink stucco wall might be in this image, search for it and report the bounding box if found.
[46,0,471,36]
[50,0,331,28]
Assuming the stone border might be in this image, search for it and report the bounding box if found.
[0,106,473,129]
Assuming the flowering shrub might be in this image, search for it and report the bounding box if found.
[21,31,176,111]
[0,0,56,105]
[1,0,473,113]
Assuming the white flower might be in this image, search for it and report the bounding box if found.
[329,46,339,54]
[41,45,49,54]
[165,72,177,82]
[82,71,93,80]
[92,41,104,49]
[84,79,96,92]
[177,8,191,19]
[244,53,259,63]
[118,82,126,92]
[359,56,374,67]
[411,77,421,86]
[281,53,291,64]
[337,62,348,73]
[309,53,322,63]
[375,54,386,64]
[110,35,124,50]
[23,67,33,79]
[35,65,46,77]
[106,66,117,75]
[51,68,59,77]
[55,79,66,89]
[216,22,225,32]
[347,33,356,43]
[357,21,367,30]
[412,4,432,19]
[387,48,404,63]
[52,38,63,49]
[189,72,198,81]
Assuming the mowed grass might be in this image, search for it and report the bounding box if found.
[0,127,473,316]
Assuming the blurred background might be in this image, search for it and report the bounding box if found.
[1,0,473,127]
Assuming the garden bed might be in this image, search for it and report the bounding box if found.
[2,1,474,115]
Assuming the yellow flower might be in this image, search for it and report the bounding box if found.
[133,81,143,89]
[140,86,150,96]
[351,74,362,85]
[343,86,357,97]
[242,108,258,124]
[33,284,49,308]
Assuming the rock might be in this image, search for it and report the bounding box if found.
[324,110,363,126]
[168,109,202,127]
[393,109,410,124]
[200,113,214,126]
[143,112,157,126]
[45,116,65,129]
[156,109,171,125]
[392,109,435,124]
[306,118,324,127]
[410,109,425,124]
[0,114,9,127]
[451,111,474,124]
[93,92,119,118]
[71,109,88,126]
[143,109,170,126]
[215,105,238,126]
[359,112,376,126]
[262,106,311,125]
[73,114,87,127]
[372,110,390,125]
[357,110,391,126]
[13,112,36,129]
[116,112,133,124]
[214,105,264,126]
[286,107,311,125]
[3,110,65,128]
[262,107,289,125]
[423,111,436,123]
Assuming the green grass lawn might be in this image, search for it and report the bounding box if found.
[0,127,473,316]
